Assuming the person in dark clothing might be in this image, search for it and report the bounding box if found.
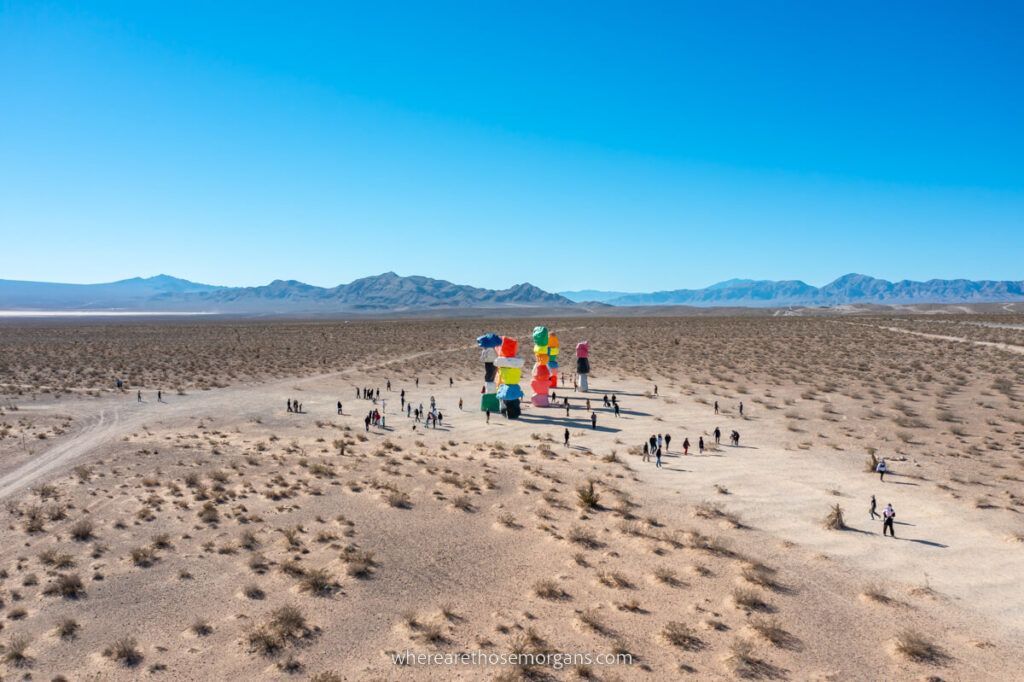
[714,427,721,444]
[682,438,690,455]
[603,395,610,407]
[730,430,740,446]
[698,436,705,454]
[664,434,671,452]
[642,442,650,462]
[364,415,370,431]
[882,503,895,537]
[564,428,570,447]
[869,495,879,520]
[157,390,162,402]
[648,435,657,455]
[337,401,342,415]
[137,390,142,403]
[287,399,292,413]
[613,403,620,417]
[590,412,597,429]
[486,410,490,423]
[655,446,662,468]
[449,377,453,387]
[739,401,744,417]
[714,400,719,414]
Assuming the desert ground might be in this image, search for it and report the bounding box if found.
[0,315,1022,681]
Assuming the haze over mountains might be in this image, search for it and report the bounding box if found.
[1,272,1022,314]
[561,274,1024,307]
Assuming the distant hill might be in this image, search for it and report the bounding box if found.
[607,274,1024,307]
[0,273,575,313]
[558,289,635,304]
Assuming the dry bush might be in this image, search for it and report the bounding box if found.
[2,635,32,667]
[104,637,143,667]
[748,617,797,649]
[567,525,600,549]
[341,548,376,579]
[298,568,337,595]
[69,518,94,541]
[533,579,566,600]
[661,621,703,651]
[55,617,80,639]
[893,630,948,664]
[823,503,846,530]
[732,587,773,612]
[576,481,601,510]
[43,572,86,599]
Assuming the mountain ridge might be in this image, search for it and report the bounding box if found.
[2,273,1022,313]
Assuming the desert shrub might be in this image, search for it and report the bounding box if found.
[824,503,846,530]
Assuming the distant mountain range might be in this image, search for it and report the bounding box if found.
[0,273,574,313]
[1,273,1022,314]
[562,274,1024,307]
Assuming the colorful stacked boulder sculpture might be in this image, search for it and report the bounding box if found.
[495,335,524,419]
[530,326,551,407]
[576,340,591,392]
[477,333,501,413]
[548,332,560,389]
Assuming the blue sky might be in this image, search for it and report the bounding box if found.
[1,1,1022,291]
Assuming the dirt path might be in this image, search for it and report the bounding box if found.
[857,323,1024,355]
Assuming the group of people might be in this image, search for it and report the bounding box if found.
[364,408,384,431]
[286,398,303,413]
[358,387,380,402]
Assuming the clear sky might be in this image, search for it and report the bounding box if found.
[1,1,1022,291]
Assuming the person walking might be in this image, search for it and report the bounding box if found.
[714,400,719,415]
[449,377,454,388]
[613,402,620,417]
[586,399,591,412]
[137,390,142,403]
[714,427,721,445]
[157,390,162,402]
[869,494,879,520]
[654,384,658,396]
[731,430,740,446]
[882,503,896,537]
[386,379,391,391]
[642,442,650,462]
[649,434,657,455]
[739,401,744,417]
[603,395,610,407]
[590,411,597,429]
[458,398,463,410]
[565,400,570,417]
[698,436,705,454]
[876,458,888,482]
[486,409,491,423]
[287,399,292,413]
[564,428,570,447]
[656,434,663,453]
[364,414,370,432]
[683,437,690,455]
[337,401,343,415]
[655,445,662,468]
[664,433,671,452]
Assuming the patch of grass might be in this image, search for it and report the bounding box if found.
[69,518,94,541]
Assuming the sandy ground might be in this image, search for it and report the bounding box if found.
[0,317,1022,681]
